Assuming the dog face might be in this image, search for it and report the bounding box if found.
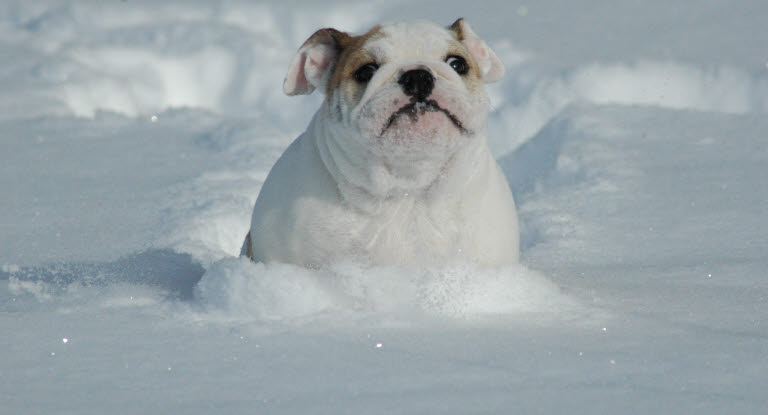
[284,19,504,149]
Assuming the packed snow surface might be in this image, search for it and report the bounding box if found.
[1,1,767,413]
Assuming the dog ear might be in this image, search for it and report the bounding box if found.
[283,28,350,95]
[449,18,505,83]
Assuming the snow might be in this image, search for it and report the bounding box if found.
[1,0,767,413]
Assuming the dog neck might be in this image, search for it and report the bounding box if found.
[311,104,489,213]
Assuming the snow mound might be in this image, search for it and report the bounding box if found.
[487,59,768,155]
[195,257,581,324]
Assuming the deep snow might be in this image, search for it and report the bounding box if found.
[1,1,767,414]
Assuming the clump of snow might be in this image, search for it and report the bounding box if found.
[195,258,338,322]
[195,258,581,323]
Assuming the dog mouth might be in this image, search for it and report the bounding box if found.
[380,99,468,136]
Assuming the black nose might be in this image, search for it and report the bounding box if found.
[398,69,434,100]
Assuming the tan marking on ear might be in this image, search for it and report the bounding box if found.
[303,29,352,87]
[449,18,466,41]
[301,27,351,51]
[448,18,504,83]
[284,27,352,95]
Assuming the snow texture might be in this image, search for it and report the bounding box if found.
[1,1,767,414]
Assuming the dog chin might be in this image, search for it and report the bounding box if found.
[380,110,463,142]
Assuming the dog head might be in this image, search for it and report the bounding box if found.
[283,18,504,147]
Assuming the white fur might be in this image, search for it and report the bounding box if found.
[243,20,519,267]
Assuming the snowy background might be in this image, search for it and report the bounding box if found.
[2,0,767,413]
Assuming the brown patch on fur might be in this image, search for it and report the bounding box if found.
[326,25,384,96]
[446,19,483,92]
[456,54,484,93]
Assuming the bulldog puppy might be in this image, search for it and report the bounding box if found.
[241,18,519,267]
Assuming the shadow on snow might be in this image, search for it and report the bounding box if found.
[0,249,205,300]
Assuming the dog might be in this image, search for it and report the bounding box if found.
[241,18,519,267]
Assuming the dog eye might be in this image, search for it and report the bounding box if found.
[353,63,379,83]
[446,55,469,75]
